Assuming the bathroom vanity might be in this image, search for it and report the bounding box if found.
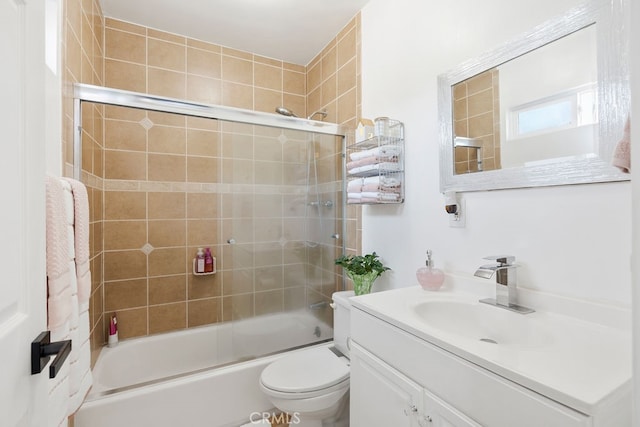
[350,287,631,426]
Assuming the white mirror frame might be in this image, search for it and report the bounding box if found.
[438,0,629,192]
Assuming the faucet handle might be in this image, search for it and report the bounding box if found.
[482,255,515,265]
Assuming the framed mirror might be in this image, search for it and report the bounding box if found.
[438,0,629,192]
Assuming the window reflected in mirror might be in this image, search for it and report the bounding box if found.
[451,24,597,175]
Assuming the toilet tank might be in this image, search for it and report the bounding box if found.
[332,291,355,357]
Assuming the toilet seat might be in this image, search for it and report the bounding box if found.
[260,347,350,397]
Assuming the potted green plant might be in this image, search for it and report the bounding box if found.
[335,252,390,295]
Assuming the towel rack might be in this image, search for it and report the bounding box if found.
[31,331,72,379]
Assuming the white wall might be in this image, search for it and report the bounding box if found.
[360,0,631,305]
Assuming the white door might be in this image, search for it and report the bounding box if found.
[0,0,50,425]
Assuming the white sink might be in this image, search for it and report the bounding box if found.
[351,287,631,416]
[411,299,553,349]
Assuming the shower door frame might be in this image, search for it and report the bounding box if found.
[72,83,348,292]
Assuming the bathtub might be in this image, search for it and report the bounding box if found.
[75,311,332,427]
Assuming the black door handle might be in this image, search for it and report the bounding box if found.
[31,331,72,379]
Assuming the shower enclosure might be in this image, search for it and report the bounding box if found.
[74,83,346,366]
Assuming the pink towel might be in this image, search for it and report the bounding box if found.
[46,176,72,328]
[612,116,631,173]
[62,178,92,305]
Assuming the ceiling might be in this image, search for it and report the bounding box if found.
[99,0,370,65]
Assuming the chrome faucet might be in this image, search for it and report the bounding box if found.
[474,255,534,314]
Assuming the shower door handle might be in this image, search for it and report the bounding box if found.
[331,234,340,239]
[31,331,72,379]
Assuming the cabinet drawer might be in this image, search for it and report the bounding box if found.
[352,307,591,427]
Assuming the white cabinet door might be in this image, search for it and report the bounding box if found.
[0,0,49,425]
[351,342,423,426]
[423,388,481,427]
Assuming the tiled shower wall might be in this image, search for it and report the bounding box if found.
[62,0,105,365]
[453,69,501,174]
[61,3,361,348]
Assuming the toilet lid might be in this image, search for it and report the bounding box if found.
[261,347,349,393]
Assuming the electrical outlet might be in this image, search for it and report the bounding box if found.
[449,198,466,228]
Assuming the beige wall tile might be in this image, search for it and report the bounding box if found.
[105,28,146,63]
[188,273,222,299]
[321,74,337,106]
[221,133,253,159]
[109,307,148,339]
[254,290,283,316]
[337,58,357,95]
[255,266,283,291]
[104,119,147,151]
[282,94,306,118]
[187,129,220,157]
[187,38,221,53]
[222,82,253,109]
[103,220,147,250]
[148,38,186,72]
[105,59,146,92]
[186,75,222,105]
[222,55,253,85]
[104,191,147,220]
[187,193,219,219]
[149,302,186,334]
[186,156,220,183]
[187,219,218,246]
[254,63,282,91]
[148,154,186,181]
[254,161,281,185]
[466,70,493,95]
[307,62,322,93]
[283,69,305,95]
[188,298,222,327]
[222,294,253,321]
[187,47,222,78]
[105,17,145,35]
[337,28,356,68]
[321,46,337,81]
[468,112,494,138]
[149,275,186,304]
[149,247,187,276]
[148,67,186,99]
[104,279,147,311]
[467,89,493,118]
[222,46,252,61]
[149,219,186,248]
[254,136,283,162]
[222,158,253,184]
[222,269,253,296]
[148,125,186,154]
[104,250,147,281]
[148,192,186,219]
[337,88,357,124]
[254,88,282,114]
[105,150,147,180]
[148,111,185,127]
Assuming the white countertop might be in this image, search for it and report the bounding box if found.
[351,286,632,415]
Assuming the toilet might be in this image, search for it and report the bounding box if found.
[259,291,354,427]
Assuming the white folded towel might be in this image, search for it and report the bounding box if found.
[362,175,402,187]
[361,192,401,201]
[347,192,363,199]
[347,178,363,192]
[349,144,402,161]
[348,162,401,176]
